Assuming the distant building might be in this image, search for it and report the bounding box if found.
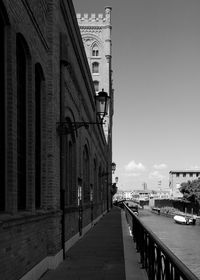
[142,182,147,190]
[134,190,152,201]
[150,189,171,199]
[114,190,132,201]
[169,170,200,198]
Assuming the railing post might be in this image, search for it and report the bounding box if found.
[132,215,136,242]
[148,237,155,280]
[165,258,171,279]
[155,247,162,280]
[140,226,145,268]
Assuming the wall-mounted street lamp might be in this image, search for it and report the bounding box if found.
[57,89,110,135]
[111,162,116,174]
[111,176,118,196]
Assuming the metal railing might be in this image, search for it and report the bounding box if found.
[124,203,199,280]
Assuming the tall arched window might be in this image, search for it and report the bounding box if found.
[68,141,73,204]
[16,34,29,210]
[64,118,76,206]
[93,80,99,92]
[93,159,97,202]
[92,62,99,74]
[0,8,6,211]
[83,145,90,202]
[98,166,102,202]
[68,140,76,205]
[92,44,99,56]
[35,64,44,209]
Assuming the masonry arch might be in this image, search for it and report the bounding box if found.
[16,33,32,210]
[82,34,103,56]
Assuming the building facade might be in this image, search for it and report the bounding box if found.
[0,1,113,279]
[169,170,200,198]
[76,7,114,207]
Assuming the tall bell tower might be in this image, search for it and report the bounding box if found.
[76,7,113,139]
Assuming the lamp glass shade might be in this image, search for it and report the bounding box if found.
[112,162,116,172]
[95,90,110,119]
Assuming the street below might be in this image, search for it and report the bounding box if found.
[139,210,200,278]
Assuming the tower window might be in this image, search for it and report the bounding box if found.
[92,44,99,56]
[93,80,99,92]
[92,62,99,74]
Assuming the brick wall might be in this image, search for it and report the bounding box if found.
[0,0,111,279]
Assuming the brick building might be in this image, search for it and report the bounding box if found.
[0,1,113,279]
[169,170,200,198]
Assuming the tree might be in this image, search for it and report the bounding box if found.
[180,178,200,204]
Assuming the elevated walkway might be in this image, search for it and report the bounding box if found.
[40,207,148,280]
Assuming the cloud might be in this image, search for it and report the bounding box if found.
[149,170,165,180]
[125,160,146,172]
[153,163,167,170]
[124,172,141,177]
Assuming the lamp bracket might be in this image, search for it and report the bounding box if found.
[57,120,104,135]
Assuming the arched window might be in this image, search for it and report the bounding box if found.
[0,8,6,211]
[35,63,44,209]
[16,34,29,210]
[93,159,97,202]
[98,166,103,202]
[68,140,76,205]
[92,62,99,74]
[93,80,99,92]
[68,141,73,200]
[83,145,90,202]
[92,44,99,56]
[64,118,76,206]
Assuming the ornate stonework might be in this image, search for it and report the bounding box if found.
[80,26,102,34]
[83,37,95,46]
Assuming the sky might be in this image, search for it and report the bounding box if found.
[73,0,200,191]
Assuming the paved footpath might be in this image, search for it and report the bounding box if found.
[40,207,147,280]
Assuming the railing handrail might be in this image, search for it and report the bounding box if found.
[123,203,199,280]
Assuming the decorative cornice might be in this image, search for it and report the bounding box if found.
[79,26,102,34]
